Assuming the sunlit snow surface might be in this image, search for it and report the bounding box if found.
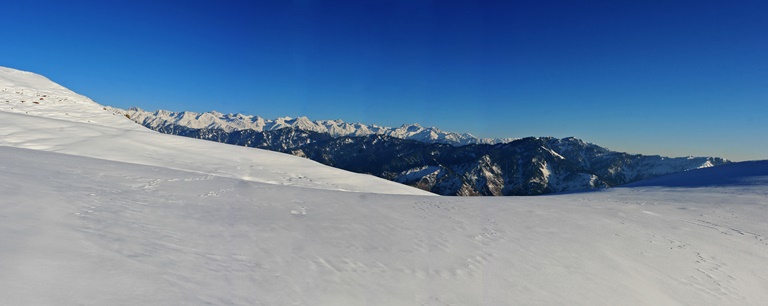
[0,67,431,196]
[2,67,768,305]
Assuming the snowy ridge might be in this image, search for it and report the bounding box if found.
[0,67,139,130]
[0,66,431,196]
[116,107,516,146]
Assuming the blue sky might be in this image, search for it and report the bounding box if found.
[2,0,766,161]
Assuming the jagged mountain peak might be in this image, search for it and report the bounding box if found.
[117,107,518,146]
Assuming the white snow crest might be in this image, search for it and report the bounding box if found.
[116,107,517,146]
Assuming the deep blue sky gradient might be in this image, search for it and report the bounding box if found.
[2,0,766,161]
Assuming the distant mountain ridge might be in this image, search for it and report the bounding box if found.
[113,107,729,196]
[120,107,516,146]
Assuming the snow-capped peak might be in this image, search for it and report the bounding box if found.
[117,107,517,146]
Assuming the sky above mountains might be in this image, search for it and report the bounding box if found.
[2,0,766,161]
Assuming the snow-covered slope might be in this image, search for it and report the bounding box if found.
[0,67,431,196]
[2,146,767,305]
[0,67,140,130]
[118,107,516,146]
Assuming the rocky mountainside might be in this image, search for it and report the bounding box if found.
[115,115,728,195]
[292,135,727,195]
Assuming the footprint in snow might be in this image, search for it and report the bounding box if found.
[291,206,307,216]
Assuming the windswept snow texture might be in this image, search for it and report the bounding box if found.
[0,67,141,130]
[2,147,768,305]
[2,66,768,305]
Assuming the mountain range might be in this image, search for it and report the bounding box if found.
[121,107,515,146]
[4,66,768,305]
[114,108,728,195]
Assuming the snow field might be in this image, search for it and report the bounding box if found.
[2,146,768,305]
